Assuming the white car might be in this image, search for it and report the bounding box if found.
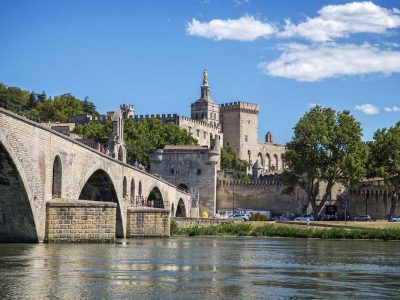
[228,214,250,221]
[389,216,400,222]
[294,214,314,221]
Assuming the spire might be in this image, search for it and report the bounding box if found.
[202,68,208,86]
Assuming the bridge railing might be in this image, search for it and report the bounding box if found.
[129,197,165,209]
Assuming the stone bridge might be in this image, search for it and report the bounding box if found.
[0,108,192,242]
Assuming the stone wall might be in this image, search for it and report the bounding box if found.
[127,207,170,237]
[45,200,116,243]
[217,179,308,217]
[172,217,233,229]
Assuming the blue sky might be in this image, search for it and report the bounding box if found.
[0,0,399,143]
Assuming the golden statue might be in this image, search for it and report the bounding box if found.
[203,68,208,86]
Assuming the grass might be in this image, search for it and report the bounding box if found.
[176,222,400,241]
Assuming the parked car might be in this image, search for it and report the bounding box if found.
[228,214,250,221]
[352,215,372,222]
[294,214,314,221]
[389,216,400,222]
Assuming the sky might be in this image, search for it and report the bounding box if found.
[0,0,399,144]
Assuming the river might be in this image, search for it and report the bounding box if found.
[0,237,399,299]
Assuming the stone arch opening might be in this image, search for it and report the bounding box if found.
[118,146,124,162]
[0,143,38,242]
[265,154,271,171]
[147,186,164,208]
[130,178,135,204]
[178,183,189,193]
[123,176,128,198]
[175,198,187,217]
[52,155,62,198]
[257,153,264,169]
[138,181,142,196]
[79,169,124,238]
[273,154,279,171]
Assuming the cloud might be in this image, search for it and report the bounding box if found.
[384,106,400,112]
[355,104,379,115]
[259,43,400,81]
[186,15,277,41]
[280,1,400,42]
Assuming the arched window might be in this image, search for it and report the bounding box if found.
[257,153,264,168]
[118,146,124,162]
[138,181,142,196]
[273,154,279,170]
[123,176,127,198]
[52,156,62,198]
[130,178,135,203]
[265,154,271,171]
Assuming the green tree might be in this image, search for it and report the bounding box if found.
[0,84,29,111]
[221,146,248,171]
[82,97,97,115]
[282,106,367,218]
[368,122,400,218]
[73,121,112,139]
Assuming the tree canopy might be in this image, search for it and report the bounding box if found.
[368,122,400,217]
[282,106,367,218]
[0,83,97,123]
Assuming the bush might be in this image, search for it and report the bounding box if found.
[170,220,179,236]
[250,213,267,221]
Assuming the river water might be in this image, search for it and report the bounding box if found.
[0,237,399,299]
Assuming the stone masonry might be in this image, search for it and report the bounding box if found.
[0,108,191,242]
[127,208,170,237]
[45,200,116,243]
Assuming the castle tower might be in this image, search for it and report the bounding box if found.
[191,69,220,127]
[220,101,259,166]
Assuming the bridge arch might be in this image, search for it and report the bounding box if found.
[52,155,62,198]
[175,198,187,217]
[178,183,189,193]
[0,140,39,242]
[78,168,124,238]
[147,186,164,208]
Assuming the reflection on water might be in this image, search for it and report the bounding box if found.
[0,238,399,299]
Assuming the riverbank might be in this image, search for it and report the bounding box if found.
[172,221,400,240]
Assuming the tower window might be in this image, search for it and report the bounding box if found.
[245,135,248,142]
[170,168,174,174]
[188,126,192,133]
[197,169,202,175]
[197,129,200,137]
[196,113,198,119]
[204,132,207,139]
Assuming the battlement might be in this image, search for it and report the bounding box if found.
[178,115,221,130]
[217,178,281,187]
[220,101,259,114]
[134,114,179,122]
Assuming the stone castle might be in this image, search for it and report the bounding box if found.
[136,69,285,174]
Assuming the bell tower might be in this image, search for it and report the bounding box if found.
[190,69,220,127]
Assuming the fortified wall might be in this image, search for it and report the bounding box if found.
[345,178,399,219]
[216,178,308,217]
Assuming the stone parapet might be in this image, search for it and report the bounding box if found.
[217,179,281,187]
[127,207,170,237]
[45,200,116,243]
[220,101,259,114]
[172,217,233,229]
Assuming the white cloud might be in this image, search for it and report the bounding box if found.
[186,15,277,41]
[384,106,400,112]
[259,43,400,81]
[280,1,400,42]
[355,104,379,114]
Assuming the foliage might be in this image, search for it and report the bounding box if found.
[250,213,267,221]
[74,118,197,166]
[0,83,98,123]
[170,220,179,236]
[221,146,248,171]
[73,121,112,139]
[282,106,367,218]
[368,122,400,217]
[178,223,400,240]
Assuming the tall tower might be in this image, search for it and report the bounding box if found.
[220,101,259,166]
[191,69,220,127]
